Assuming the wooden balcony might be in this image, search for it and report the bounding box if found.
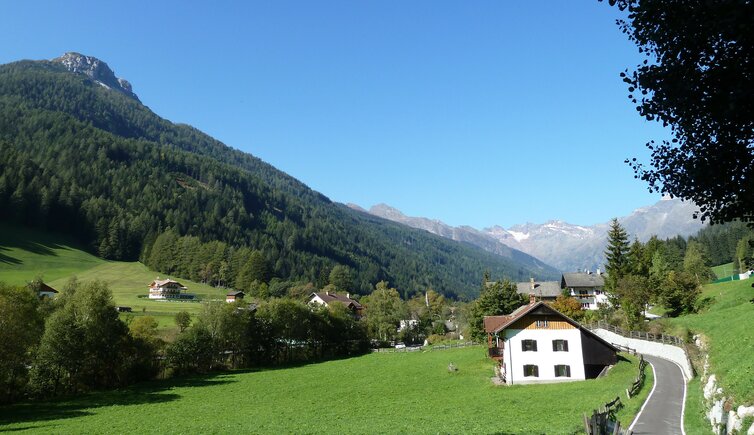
[488,347,504,359]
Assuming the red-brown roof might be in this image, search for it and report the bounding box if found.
[483,301,619,352]
[483,315,511,333]
[38,282,58,294]
[149,278,186,289]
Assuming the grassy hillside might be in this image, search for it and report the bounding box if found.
[0,347,650,434]
[667,277,754,404]
[48,261,226,330]
[0,222,225,331]
[0,59,560,300]
[0,222,104,285]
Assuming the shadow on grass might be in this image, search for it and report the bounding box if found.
[0,374,236,431]
[0,247,22,265]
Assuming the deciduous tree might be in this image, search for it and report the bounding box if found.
[605,0,754,223]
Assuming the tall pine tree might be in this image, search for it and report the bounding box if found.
[604,218,630,293]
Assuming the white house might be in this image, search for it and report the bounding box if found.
[560,272,609,310]
[148,278,191,300]
[484,298,618,385]
[308,291,363,317]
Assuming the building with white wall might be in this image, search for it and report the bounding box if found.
[484,300,618,385]
[561,272,609,310]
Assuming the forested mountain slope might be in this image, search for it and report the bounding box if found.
[0,56,559,299]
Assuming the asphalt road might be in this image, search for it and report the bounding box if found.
[629,354,686,435]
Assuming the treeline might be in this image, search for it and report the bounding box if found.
[0,60,558,300]
[0,280,369,405]
[691,221,754,272]
[602,219,716,328]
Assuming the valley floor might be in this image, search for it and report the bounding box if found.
[0,347,650,434]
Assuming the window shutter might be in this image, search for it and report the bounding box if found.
[532,340,537,352]
[563,340,569,352]
[552,340,557,351]
[521,341,526,351]
[533,365,539,377]
[566,365,571,377]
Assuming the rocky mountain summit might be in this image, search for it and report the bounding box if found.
[52,52,139,101]
[356,198,705,272]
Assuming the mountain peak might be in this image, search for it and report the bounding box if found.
[52,52,139,101]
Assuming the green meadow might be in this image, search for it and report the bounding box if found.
[0,223,227,332]
[0,347,650,434]
[0,222,104,285]
[665,277,754,404]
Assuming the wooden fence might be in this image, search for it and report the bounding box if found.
[586,320,685,346]
[583,352,648,434]
[584,396,623,435]
[626,355,648,399]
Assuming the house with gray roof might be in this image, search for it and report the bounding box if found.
[560,272,608,310]
[516,279,561,302]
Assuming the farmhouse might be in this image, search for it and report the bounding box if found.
[309,291,363,316]
[226,290,245,303]
[148,278,192,300]
[560,272,608,310]
[35,282,59,298]
[484,297,618,385]
[516,278,560,302]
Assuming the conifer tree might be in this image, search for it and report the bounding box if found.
[604,218,630,292]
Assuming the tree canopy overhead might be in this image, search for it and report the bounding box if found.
[606,0,754,223]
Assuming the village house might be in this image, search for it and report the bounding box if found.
[226,290,245,303]
[484,296,618,385]
[560,271,608,310]
[516,278,561,302]
[148,278,192,300]
[308,291,363,317]
[35,282,59,298]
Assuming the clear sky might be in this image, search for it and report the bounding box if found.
[2,1,669,229]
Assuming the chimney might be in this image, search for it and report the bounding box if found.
[529,293,536,305]
[530,277,535,290]
[346,292,350,299]
[596,268,602,276]
[325,291,329,296]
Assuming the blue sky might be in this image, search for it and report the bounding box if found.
[3,1,668,228]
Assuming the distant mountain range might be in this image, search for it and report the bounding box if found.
[352,198,705,272]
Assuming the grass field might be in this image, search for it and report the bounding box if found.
[0,346,651,434]
[48,261,227,330]
[0,222,104,285]
[666,277,754,404]
[0,222,227,331]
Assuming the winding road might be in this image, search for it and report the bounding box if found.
[628,354,687,435]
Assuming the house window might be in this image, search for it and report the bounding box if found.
[521,339,537,352]
[523,365,539,377]
[552,339,569,352]
[555,365,571,377]
[535,319,549,328]
[581,302,590,309]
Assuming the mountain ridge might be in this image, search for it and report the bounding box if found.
[355,198,705,272]
[0,53,560,299]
